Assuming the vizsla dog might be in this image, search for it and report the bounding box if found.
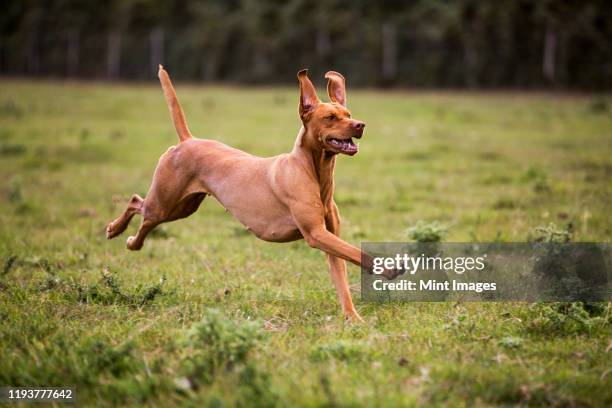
[106,66,376,321]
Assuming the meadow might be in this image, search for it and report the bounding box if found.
[0,79,611,406]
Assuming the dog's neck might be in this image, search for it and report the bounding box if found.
[292,126,336,205]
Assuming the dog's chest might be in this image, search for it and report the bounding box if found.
[236,214,302,243]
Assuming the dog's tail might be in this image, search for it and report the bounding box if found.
[158,65,192,142]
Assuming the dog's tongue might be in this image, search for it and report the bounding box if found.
[342,139,357,152]
[330,138,357,153]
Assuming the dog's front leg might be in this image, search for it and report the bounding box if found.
[287,197,382,320]
[290,201,373,267]
[325,202,362,322]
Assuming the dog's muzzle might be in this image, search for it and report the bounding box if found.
[351,121,365,138]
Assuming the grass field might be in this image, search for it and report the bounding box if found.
[1,80,611,407]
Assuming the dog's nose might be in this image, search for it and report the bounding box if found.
[353,121,365,130]
[352,121,365,138]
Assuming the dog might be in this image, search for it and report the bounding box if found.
[106,65,378,322]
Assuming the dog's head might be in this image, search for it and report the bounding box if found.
[297,69,365,156]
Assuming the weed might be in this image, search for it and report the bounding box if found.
[527,302,610,335]
[497,336,523,348]
[523,166,551,192]
[40,267,168,307]
[2,256,17,277]
[526,222,609,333]
[179,309,266,387]
[0,331,162,403]
[477,151,503,161]
[6,176,35,214]
[0,98,24,118]
[309,340,367,362]
[443,312,476,339]
[0,142,26,156]
[236,364,278,408]
[109,129,123,140]
[407,220,447,243]
[404,150,432,160]
[7,176,23,203]
[319,373,337,406]
[492,198,518,210]
[531,222,573,243]
[588,97,609,114]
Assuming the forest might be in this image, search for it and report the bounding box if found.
[1,0,611,88]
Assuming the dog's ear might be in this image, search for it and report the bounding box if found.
[325,71,346,107]
[297,69,319,120]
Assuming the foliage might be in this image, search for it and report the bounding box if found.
[1,1,611,88]
[179,309,266,387]
[407,220,447,243]
[523,166,551,193]
[497,336,523,349]
[527,302,610,335]
[39,267,168,308]
[531,222,573,243]
[0,324,162,404]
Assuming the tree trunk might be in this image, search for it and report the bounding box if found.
[253,48,270,81]
[462,7,480,89]
[316,30,331,59]
[202,51,218,81]
[381,22,397,84]
[107,30,121,79]
[150,27,164,77]
[66,29,80,77]
[26,33,40,75]
[0,37,3,73]
[463,41,478,88]
[543,24,556,84]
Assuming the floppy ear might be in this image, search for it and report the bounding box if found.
[325,71,346,106]
[297,69,319,120]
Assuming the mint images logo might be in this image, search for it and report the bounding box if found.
[361,243,610,302]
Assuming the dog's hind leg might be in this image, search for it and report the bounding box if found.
[126,217,159,251]
[106,194,144,239]
[125,189,207,251]
[123,188,165,251]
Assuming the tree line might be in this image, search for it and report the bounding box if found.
[1,0,610,89]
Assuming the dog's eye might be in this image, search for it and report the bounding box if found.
[326,114,337,120]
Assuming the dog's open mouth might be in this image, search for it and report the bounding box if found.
[326,137,358,155]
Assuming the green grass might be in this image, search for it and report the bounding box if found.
[1,80,611,407]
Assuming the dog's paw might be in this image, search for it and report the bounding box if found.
[105,223,115,239]
[126,236,137,250]
[344,311,364,324]
[106,221,126,240]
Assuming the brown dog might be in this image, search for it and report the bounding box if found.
[106,66,374,321]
